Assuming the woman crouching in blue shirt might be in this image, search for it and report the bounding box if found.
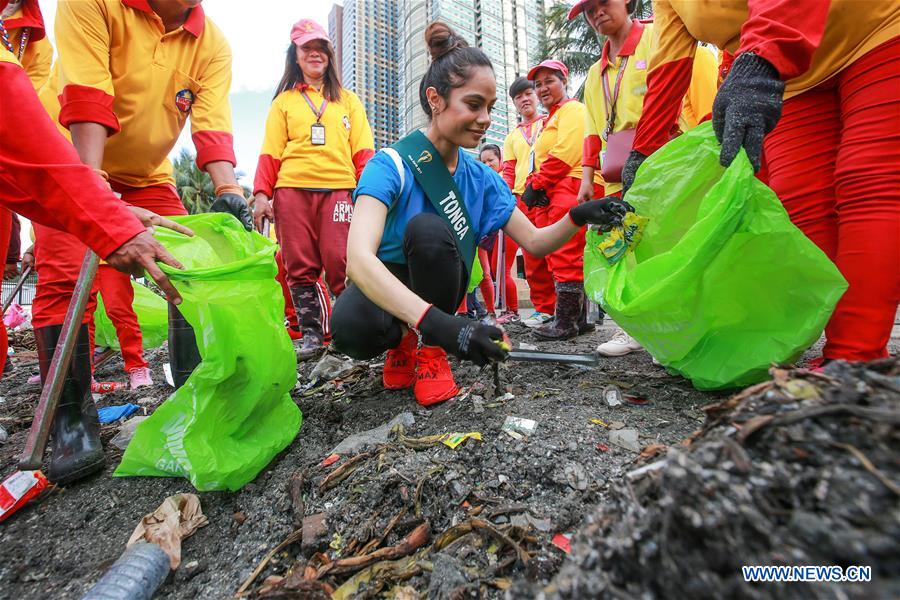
[332,22,629,406]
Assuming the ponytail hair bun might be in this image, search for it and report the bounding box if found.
[418,21,493,120]
[424,21,468,61]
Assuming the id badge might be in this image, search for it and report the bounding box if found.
[528,149,536,174]
[311,123,326,146]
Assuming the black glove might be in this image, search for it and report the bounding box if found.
[521,183,550,209]
[712,52,784,172]
[621,150,647,196]
[211,193,253,231]
[569,196,634,231]
[417,306,508,366]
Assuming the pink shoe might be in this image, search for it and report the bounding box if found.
[129,367,153,390]
[495,310,520,325]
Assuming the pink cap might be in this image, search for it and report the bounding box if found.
[567,0,592,20]
[527,59,569,81]
[290,19,330,47]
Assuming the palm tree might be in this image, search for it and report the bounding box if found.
[173,148,215,214]
[538,1,653,96]
[173,149,253,214]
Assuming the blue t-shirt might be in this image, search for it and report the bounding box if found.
[353,148,517,264]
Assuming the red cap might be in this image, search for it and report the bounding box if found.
[290,19,330,47]
[567,0,594,20]
[527,60,569,81]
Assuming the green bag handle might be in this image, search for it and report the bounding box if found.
[386,131,479,290]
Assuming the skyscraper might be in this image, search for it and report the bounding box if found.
[328,5,344,79]
[400,0,545,149]
[329,0,402,150]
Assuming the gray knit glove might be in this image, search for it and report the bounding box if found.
[621,150,647,196]
[712,52,785,172]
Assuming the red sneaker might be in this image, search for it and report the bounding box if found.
[414,346,458,406]
[383,330,417,390]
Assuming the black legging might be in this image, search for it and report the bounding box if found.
[332,213,468,359]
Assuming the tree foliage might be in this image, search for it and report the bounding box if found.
[172,148,250,214]
[538,0,654,79]
[173,148,215,214]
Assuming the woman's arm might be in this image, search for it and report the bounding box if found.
[504,195,633,256]
[502,207,579,258]
[345,195,431,325]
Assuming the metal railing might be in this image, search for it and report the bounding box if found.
[2,266,38,306]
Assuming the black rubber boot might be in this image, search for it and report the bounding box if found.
[577,294,596,335]
[290,285,325,361]
[168,303,201,389]
[35,324,105,486]
[533,283,582,340]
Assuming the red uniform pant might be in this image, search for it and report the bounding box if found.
[274,249,332,334]
[514,197,556,314]
[32,183,185,331]
[275,250,299,329]
[489,232,519,312]
[476,248,496,313]
[762,37,900,361]
[0,208,11,377]
[91,264,147,371]
[531,177,586,285]
[273,188,351,297]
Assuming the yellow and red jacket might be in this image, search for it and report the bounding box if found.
[254,84,375,196]
[633,0,900,156]
[678,44,718,131]
[582,19,718,193]
[55,0,236,188]
[1,0,51,90]
[531,99,601,191]
[0,47,145,259]
[501,117,543,195]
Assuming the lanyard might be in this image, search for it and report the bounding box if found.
[0,21,29,60]
[601,55,629,140]
[519,121,538,146]
[300,90,327,123]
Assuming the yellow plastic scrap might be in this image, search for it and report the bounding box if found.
[597,212,649,265]
[590,418,609,428]
[329,532,343,554]
[441,432,483,449]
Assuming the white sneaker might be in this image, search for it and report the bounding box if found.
[522,312,553,328]
[597,329,643,357]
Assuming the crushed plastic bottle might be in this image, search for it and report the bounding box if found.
[81,542,170,600]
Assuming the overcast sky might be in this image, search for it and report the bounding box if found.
[37,0,339,185]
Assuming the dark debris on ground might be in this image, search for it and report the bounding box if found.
[528,359,900,600]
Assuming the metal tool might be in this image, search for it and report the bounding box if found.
[2,265,32,315]
[19,251,99,471]
[506,348,600,366]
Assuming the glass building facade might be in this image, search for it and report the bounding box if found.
[330,0,402,150]
[400,0,545,150]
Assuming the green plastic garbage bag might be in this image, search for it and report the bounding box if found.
[95,281,168,351]
[584,123,847,390]
[115,214,301,491]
